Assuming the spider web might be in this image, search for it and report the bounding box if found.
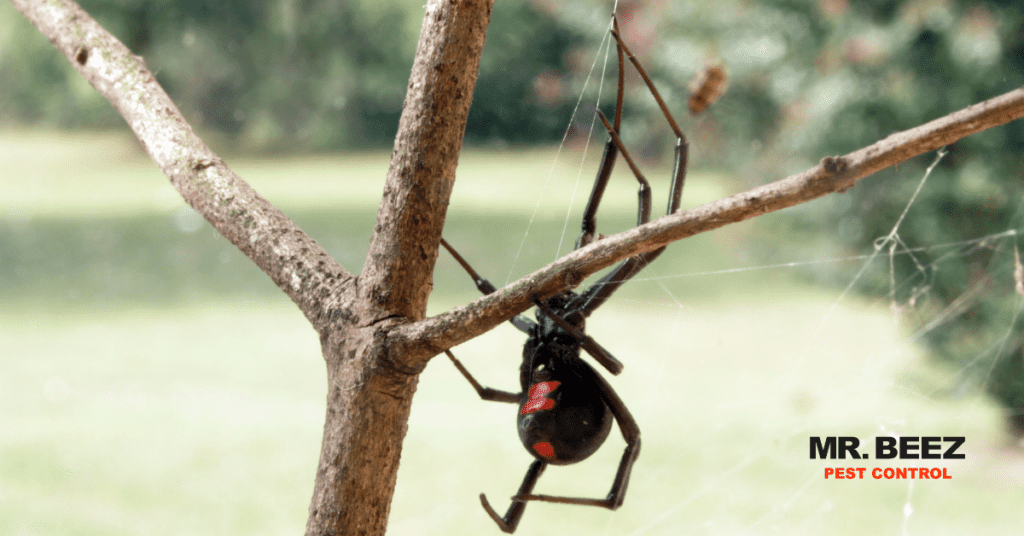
[643,169,1023,536]
[576,141,1024,535]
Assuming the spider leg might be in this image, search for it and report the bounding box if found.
[568,26,690,317]
[481,459,547,533]
[440,238,532,397]
[577,16,626,250]
[445,350,520,404]
[596,110,654,227]
[440,238,534,333]
[514,364,641,510]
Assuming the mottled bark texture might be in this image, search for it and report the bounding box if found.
[11,0,1024,534]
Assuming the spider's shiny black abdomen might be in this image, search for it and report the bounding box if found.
[517,369,613,465]
[516,314,614,465]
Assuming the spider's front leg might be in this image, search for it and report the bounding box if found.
[568,22,691,317]
[445,350,520,404]
[577,16,626,250]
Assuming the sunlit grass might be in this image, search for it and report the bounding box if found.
[0,304,322,535]
[3,132,1022,535]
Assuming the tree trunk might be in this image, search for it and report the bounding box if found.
[304,1,495,532]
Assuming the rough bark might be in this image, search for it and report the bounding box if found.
[11,0,1024,534]
[360,0,493,322]
[10,0,493,534]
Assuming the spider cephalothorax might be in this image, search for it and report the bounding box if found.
[441,14,695,534]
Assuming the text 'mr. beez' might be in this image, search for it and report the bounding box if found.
[809,436,965,459]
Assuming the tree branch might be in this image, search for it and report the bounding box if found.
[359,0,493,322]
[9,0,354,330]
[389,86,1024,366]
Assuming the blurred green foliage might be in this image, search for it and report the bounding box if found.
[833,0,1024,435]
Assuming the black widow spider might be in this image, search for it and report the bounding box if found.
[441,16,690,534]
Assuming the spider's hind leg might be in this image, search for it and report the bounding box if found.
[515,366,641,512]
[532,297,623,375]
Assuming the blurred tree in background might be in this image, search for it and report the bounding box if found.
[3,0,1024,434]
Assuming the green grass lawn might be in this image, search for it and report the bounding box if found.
[2,132,1021,535]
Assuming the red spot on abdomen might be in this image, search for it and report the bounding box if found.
[521,398,554,414]
[521,381,561,415]
[532,441,555,460]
